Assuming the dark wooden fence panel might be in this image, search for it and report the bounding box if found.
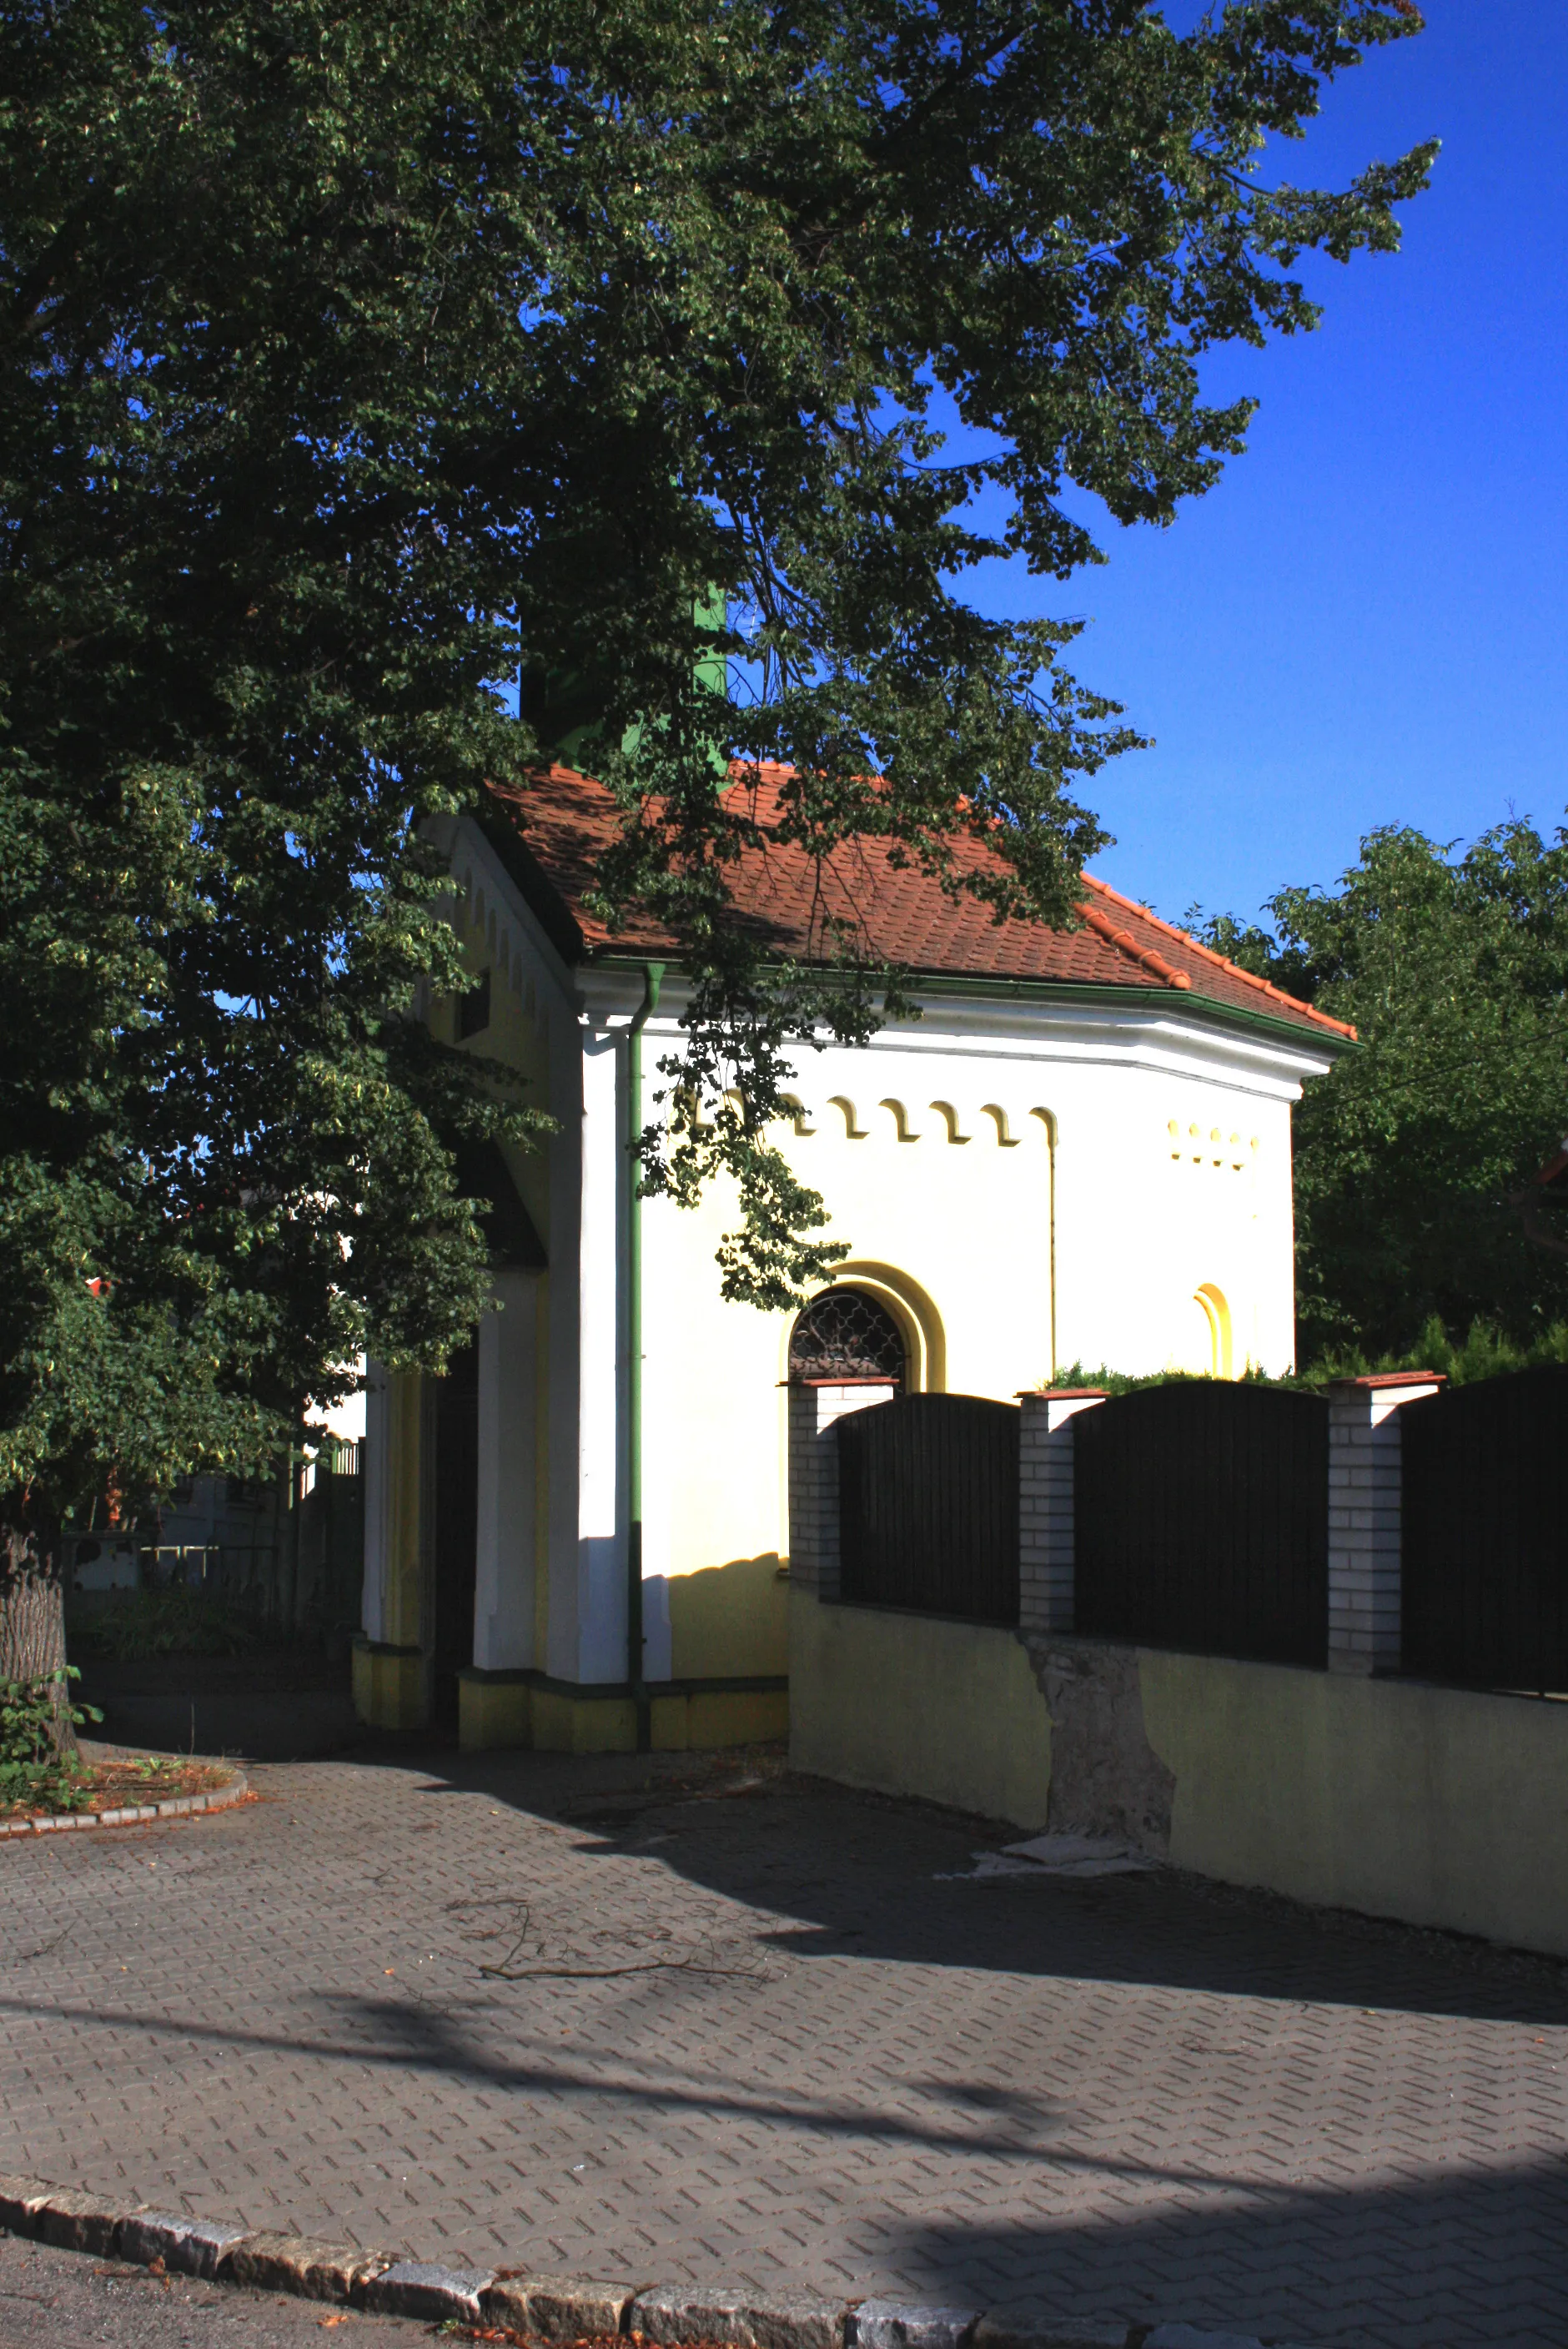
[1401,1367,1568,1693]
[837,1395,1019,1624]
[1074,1384,1328,1666]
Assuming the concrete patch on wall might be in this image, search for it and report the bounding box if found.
[1020,1635,1174,1856]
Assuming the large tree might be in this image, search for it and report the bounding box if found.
[1199,821,1568,1364]
[2,0,1432,1678]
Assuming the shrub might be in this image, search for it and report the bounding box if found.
[0,1671,103,1817]
[68,1585,259,1660]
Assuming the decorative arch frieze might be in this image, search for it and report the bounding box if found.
[455,861,550,1047]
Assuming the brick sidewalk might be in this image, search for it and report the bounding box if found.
[1,1743,1565,2349]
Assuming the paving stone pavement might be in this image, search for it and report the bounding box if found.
[2,1741,1566,2349]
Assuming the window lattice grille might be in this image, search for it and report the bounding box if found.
[788,1289,905,1386]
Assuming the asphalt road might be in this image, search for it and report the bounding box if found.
[0,2236,431,2349]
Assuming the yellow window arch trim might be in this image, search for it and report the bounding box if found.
[776,1261,947,1394]
[1194,1283,1234,1380]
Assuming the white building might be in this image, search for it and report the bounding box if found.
[355,764,1350,1747]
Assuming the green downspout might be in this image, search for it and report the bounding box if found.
[626,961,666,1752]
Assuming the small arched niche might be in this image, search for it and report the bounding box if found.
[827,1095,867,1139]
[1193,1283,1235,1380]
[979,1104,1019,1147]
[929,1101,969,1144]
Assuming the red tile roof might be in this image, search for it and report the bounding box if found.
[484,763,1354,1044]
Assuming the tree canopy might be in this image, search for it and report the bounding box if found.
[1,0,1433,1527]
[1199,821,1568,1364]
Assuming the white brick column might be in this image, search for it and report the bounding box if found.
[1018,1389,1107,1635]
[787,1381,895,1600]
[1326,1372,1445,1675]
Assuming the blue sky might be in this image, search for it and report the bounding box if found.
[973,0,1568,929]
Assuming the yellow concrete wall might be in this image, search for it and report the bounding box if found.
[789,1590,1053,1826]
[1140,1650,1568,1958]
[669,1557,789,1680]
[790,1596,1568,1957]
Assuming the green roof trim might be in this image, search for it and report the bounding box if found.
[586,952,1355,1056]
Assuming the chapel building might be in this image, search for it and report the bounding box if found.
[354,763,1351,1747]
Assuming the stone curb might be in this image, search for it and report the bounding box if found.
[0,2176,1309,2349]
[0,1761,248,1838]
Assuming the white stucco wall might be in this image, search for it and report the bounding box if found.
[636,983,1326,1597]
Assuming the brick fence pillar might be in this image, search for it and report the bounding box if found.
[1018,1389,1107,1636]
[1326,1372,1445,1675]
[786,1381,896,1600]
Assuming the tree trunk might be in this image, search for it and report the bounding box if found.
[0,1508,73,1752]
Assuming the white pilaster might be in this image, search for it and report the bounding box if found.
[1327,1373,1445,1675]
[555,1014,628,1683]
[473,1270,540,1671]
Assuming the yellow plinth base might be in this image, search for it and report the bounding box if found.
[650,1687,790,1752]
[352,1640,426,1731]
[457,1673,788,1754]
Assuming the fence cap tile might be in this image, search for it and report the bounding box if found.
[1324,1371,1446,1390]
[1019,1388,1108,1400]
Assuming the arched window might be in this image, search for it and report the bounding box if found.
[788,1288,906,1387]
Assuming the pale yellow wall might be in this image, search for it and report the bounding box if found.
[641,1078,1058,1591]
[789,1591,1053,1826]
[668,1556,789,1680]
[641,1019,1306,1620]
[1141,1651,1568,1958]
[1052,1069,1295,1380]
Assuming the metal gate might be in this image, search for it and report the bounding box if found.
[1401,1366,1568,1693]
[1073,1382,1328,1665]
[837,1394,1019,1624]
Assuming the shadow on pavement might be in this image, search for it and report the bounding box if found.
[73,1648,366,1763]
[342,1737,1568,2028]
[881,2160,1568,2349]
